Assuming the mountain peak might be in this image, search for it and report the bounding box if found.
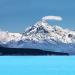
[24,20,54,36]
[24,16,63,35]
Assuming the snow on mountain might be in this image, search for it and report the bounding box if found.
[0,16,75,55]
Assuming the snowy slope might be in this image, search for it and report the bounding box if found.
[0,16,75,55]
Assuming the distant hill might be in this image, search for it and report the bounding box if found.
[0,47,69,56]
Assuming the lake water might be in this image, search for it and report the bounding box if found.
[0,56,75,75]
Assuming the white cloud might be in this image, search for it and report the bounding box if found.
[42,16,63,21]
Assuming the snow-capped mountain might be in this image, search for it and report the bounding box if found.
[0,16,75,55]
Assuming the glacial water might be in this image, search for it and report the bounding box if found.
[0,56,75,75]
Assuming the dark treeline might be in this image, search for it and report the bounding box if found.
[0,47,69,56]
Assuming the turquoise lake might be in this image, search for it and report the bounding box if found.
[0,56,75,75]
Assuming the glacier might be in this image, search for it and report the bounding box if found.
[0,16,75,55]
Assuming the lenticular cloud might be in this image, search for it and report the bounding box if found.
[42,16,63,21]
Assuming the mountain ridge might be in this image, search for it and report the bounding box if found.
[0,16,75,55]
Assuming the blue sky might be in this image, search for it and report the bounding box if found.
[0,0,75,32]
